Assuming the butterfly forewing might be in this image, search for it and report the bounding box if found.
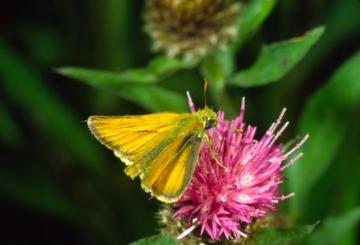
[87,112,203,202]
[87,113,184,165]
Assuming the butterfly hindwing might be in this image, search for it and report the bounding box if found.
[141,134,202,202]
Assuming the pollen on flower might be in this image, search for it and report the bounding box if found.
[144,0,241,60]
[171,97,308,241]
[240,174,254,186]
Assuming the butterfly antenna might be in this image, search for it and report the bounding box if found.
[204,79,208,108]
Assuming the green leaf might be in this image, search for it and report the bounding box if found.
[58,56,191,112]
[332,115,360,245]
[60,69,188,112]
[305,207,360,245]
[235,0,277,49]
[287,0,360,85]
[0,39,106,173]
[57,56,194,86]
[246,224,317,245]
[230,26,324,87]
[116,85,188,112]
[129,234,179,245]
[288,50,360,214]
[301,112,360,234]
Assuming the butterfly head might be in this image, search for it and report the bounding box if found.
[197,107,218,130]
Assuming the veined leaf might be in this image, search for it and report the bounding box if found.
[230,26,324,87]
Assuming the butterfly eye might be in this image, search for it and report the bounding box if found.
[204,119,216,129]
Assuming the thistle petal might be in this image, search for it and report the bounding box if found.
[172,99,307,241]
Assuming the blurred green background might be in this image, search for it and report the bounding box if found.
[0,0,359,244]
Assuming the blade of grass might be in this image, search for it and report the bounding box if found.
[234,0,277,49]
[200,53,236,116]
[305,207,360,245]
[287,50,360,216]
[0,169,79,221]
[329,113,360,245]
[0,39,106,173]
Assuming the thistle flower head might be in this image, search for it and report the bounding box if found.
[144,0,241,60]
[169,95,308,241]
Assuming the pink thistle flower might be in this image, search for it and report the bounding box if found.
[173,93,308,241]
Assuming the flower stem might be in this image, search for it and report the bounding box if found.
[200,54,236,117]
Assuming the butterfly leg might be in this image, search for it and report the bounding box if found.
[204,134,225,168]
